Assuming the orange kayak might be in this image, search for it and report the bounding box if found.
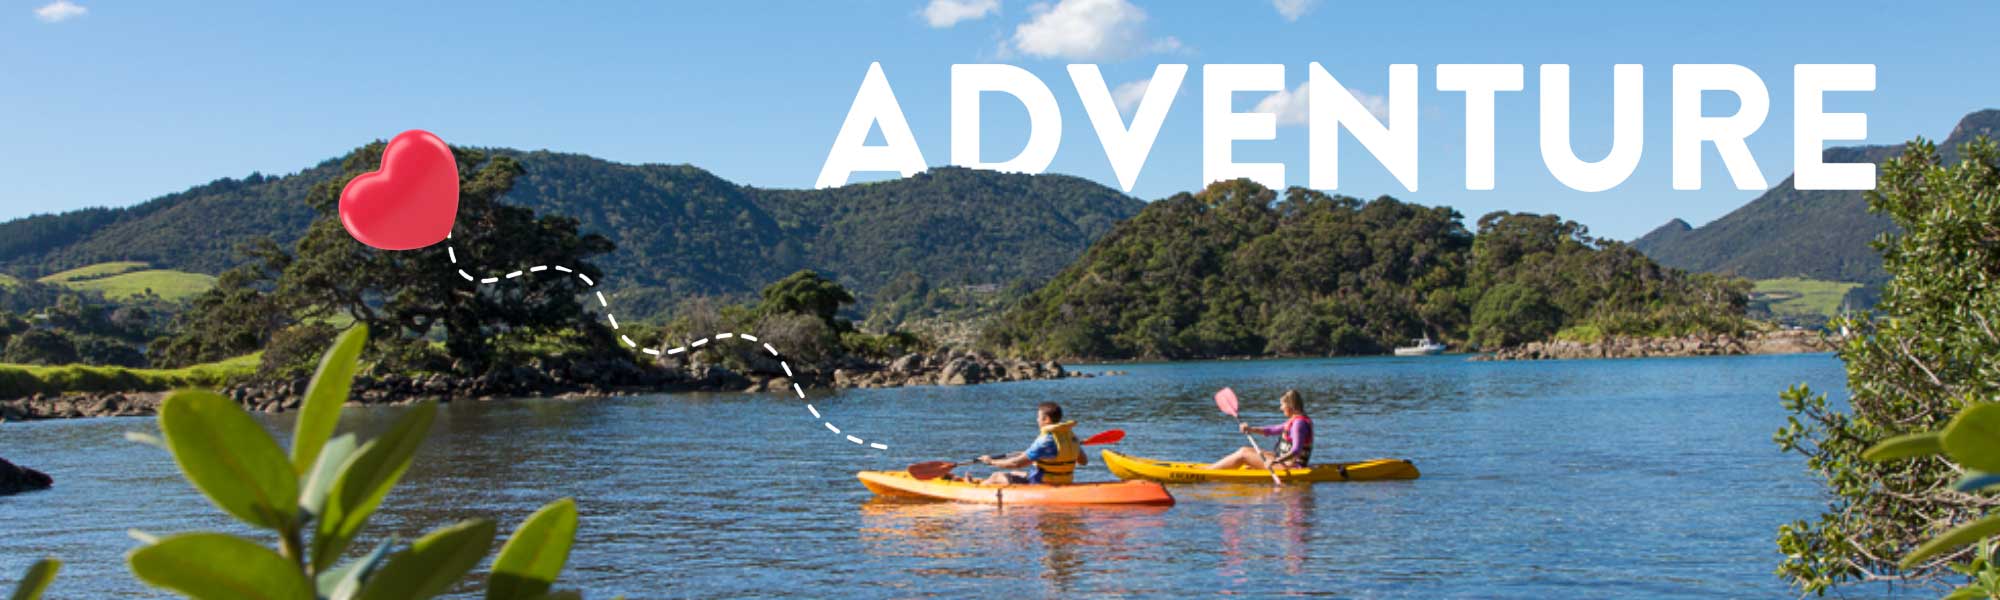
[856,471,1175,506]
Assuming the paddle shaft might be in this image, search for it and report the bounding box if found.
[908,430,1122,480]
[1236,419,1286,486]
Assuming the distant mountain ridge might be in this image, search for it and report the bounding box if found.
[0,149,1144,316]
[1633,109,2000,284]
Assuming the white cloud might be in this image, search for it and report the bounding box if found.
[1112,78,1152,113]
[34,0,87,23]
[922,0,1000,28]
[1010,0,1179,61]
[1253,82,1387,126]
[1146,36,1188,55]
[1272,0,1316,22]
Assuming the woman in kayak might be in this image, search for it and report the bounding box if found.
[971,401,1085,486]
[1206,389,1313,470]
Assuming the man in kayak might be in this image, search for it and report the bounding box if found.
[1206,389,1313,470]
[972,401,1085,486]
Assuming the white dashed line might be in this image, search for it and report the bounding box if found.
[445,239,891,452]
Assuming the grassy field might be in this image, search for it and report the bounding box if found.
[1752,278,1862,321]
[37,261,150,283]
[0,353,260,398]
[36,261,215,301]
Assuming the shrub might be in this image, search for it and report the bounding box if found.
[2,329,79,366]
[127,325,591,599]
[1776,137,2000,593]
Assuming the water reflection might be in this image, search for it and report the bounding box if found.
[858,499,1172,595]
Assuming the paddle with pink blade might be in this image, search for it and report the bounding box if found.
[1216,387,1284,486]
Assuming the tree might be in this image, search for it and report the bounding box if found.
[1775,137,2000,594]
[1469,283,1559,348]
[150,238,291,367]
[155,142,620,376]
[753,270,855,327]
[2,329,78,365]
[280,144,617,374]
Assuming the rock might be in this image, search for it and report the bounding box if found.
[1482,329,1833,361]
[0,457,52,495]
[889,353,925,374]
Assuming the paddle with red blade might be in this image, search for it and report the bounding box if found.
[907,429,1126,481]
[1216,387,1285,486]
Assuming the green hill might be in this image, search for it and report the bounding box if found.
[0,150,1144,318]
[1633,109,2000,286]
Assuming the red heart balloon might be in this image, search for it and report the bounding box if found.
[339,129,459,250]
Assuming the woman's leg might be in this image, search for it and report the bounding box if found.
[1206,446,1265,471]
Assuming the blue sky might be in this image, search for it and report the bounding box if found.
[2,0,1995,239]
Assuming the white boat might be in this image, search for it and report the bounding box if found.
[1393,336,1446,356]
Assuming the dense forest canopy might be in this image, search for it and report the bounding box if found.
[0,149,1143,322]
[984,179,1750,361]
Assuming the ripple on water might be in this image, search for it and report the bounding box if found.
[2,353,1845,597]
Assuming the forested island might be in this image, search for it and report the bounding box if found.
[982,179,1754,361]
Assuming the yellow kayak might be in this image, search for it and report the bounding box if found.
[1101,450,1419,484]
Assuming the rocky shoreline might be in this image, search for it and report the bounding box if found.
[1478,329,1832,361]
[0,348,1081,421]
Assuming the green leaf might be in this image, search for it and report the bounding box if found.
[310,401,437,573]
[127,533,314,600]
[8,558,59,600]
[1863,431,1944,462]
[1945,404,2000,472]
[487,498,579,600]
[158,390,300,530]
[1945,584,1991,600]
[356,519,497,600]
[1904,513,2000,568]
[293,325,368,474]
[316,539,392,600]
[300,433,357,518]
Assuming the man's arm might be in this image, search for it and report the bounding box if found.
[982,452,1033,468]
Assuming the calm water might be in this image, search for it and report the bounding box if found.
[1,353,1846,598]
